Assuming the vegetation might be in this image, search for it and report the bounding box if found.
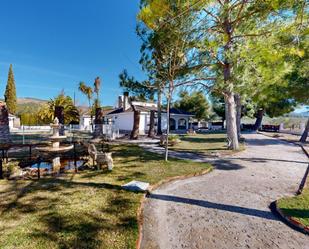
[38,93,79,124]
[277,188,309,227]
[174,91,211,121]
[171,132,244,155]
[4,64,17,114]
[137,0,307,151]
[78,77,102,115]
[0,145,211,249]
[16,102,43,125]
[78,82,93,113]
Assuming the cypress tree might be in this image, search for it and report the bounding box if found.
[4,64,17,114]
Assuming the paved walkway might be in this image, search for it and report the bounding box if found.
[141,133,309,249]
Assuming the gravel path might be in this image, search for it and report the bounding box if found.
[141,133,309,249]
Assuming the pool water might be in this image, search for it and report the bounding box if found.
[31,160,85,173]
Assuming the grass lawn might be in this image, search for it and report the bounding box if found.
[0,145,211,249]
[277,188,309,227]
[171,132,244,155]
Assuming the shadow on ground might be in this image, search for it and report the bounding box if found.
[148,193,277,221]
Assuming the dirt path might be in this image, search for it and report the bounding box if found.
[141,133,309,249]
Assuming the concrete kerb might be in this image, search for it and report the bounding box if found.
[136,167,213,249]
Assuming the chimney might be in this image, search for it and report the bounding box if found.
[123,92,129,110]
[118,96,123,109]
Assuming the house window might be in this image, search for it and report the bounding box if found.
[178,118,186,130]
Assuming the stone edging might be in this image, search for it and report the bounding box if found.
[135,167,213,249]
[273,201,309,235]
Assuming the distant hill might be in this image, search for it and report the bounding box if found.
[0,97,47,105]
[17,97,47,105]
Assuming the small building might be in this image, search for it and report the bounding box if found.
[79,109,113,131]
[8,114,20,130]
[105,93,194,134]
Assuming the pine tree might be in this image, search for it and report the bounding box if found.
[4,64,17,114]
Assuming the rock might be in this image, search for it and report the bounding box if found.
[122,180,149,192]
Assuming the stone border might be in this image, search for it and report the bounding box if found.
[273,201,309,235]
[136,167,213,249]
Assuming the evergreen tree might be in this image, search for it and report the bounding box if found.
[174,91,211,121]
[4,64,17,114]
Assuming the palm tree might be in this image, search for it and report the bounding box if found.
[78,81,94,130]
[38,93,79,124]
[78,82,93,110]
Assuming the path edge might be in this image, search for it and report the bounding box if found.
[135,167,213,249]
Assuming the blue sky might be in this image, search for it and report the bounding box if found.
[0,0,144,106]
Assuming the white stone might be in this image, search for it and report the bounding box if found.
[122,180,150,192]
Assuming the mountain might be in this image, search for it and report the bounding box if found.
[17,97,47,104]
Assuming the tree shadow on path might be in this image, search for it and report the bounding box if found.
[148,194,277,221]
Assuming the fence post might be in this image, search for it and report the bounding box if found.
[37,157,41,180]
[73,142,77,173]
[0,159,3,179]
[29,145,32,160]
[22,125,25,144]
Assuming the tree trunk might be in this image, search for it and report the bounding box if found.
[225,92,239,150]
[130,109,140,140]
[88,99,94,132]
[157,90,162,135]
[235,94,242,139]
[148,110,155,138]
[165,91,171,161]
[254,109,264,131]
[300,117,309,143]
[93,108,103,138]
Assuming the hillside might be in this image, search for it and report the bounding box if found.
[17,97,47,105]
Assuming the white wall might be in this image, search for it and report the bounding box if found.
[111,112,134,132]
[106,112,149,135]
[80,116,94,131]
[107,112,192,134]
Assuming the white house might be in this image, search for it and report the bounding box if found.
[105,93,194,134]
[79,109,112,131]
[8,114,20,130]
[79,114,94,131]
